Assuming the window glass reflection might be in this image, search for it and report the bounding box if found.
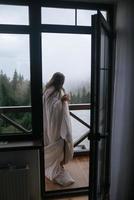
[0,34,31,135]
[100,11,107,20]
[42,7,75,25]
[0,5,29,25]
[77,10,97,26]
[77,10,107,26]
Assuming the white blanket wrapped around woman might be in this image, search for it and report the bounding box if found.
[43,86,74,186]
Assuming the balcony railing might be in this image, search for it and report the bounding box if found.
[0,104,91,149]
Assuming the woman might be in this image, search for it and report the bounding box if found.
[43,72,74,186]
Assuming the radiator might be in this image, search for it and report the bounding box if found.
[0,165,30,200]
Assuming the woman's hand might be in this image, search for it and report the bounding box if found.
[61,94,70,102]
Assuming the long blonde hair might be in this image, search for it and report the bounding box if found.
[43,72,65,95]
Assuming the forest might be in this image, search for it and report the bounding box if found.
[0,70,31,134]
[0,70,90,134]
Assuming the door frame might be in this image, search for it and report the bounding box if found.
[40,5,114,200]
[90,11,114,200]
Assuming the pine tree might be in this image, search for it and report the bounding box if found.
[0,71,15,106]
[12,70,18,91]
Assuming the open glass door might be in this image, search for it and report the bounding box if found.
[90,11,112,200]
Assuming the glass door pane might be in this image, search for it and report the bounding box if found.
[41,7,75,25]
[90,12,112,200]
[42,33,91,191]
[97,27,110,197]
[0,34,32,135]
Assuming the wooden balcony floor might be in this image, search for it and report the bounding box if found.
[45,155,89,191]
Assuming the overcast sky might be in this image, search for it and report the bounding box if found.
[42,33,91,89]
[0,5,106,90]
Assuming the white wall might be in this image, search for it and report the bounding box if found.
[110,0,134,199]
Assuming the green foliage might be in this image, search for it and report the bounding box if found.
[70,86,91,104]
[0,70,31,134]
[0,71,15,106]
[0,70,31,106]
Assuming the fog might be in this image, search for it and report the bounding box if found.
[0,5,100,91]
[0,33,91,92]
